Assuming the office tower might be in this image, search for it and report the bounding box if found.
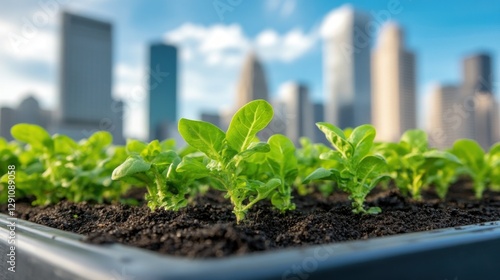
[463,54,492,96]
[461,53,496,148]
[322,5,372,128]
[427,85,462,149]
[235,52,269,109]
[372,22,416,142]
[0,96,52,141]
[279,82,314,145]
[148,43,178,141]
[57,12,123,143]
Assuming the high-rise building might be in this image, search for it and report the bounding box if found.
[235,52,269,109]
[279,82,314,145]
[463,54,492,96]
[372,22,416,142]
[427,85,462,149]
[148,43,178,141]
[57,12,123,143]
[461,53,497,148]
[0,96,52,141]
[322,5,372,128]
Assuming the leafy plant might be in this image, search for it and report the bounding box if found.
[295,137,337,196]
[178,99,294,223]
[112,139,206,210]
[450,139,500,198]
[304,123,389,214]
[0,124,128,205]
[374,130,461,200]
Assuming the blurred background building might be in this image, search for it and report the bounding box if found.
[323,5,373,129]
[1,2,499,149]
[372,22,416,142]
[148,43,178,141]
[55,12,124,144]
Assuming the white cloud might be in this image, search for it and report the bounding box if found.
[163,22,318,121]
[265,0,297,17]
[256,28,318,62]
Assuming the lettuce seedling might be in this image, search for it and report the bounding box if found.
[0,124,127,205]
[375,130,461,200]
[178,100,292,223]
[489,143,500,191]
[450,139,500,198]
[295,137,338,196]
[304,123,389,214]
[112,139,206,210]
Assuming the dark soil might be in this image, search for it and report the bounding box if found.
[2,182,500,259]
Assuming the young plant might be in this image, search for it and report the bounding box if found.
[304,123,389,214]
[112,139,205,210]
[450,139,500,198]
[0,124,128,205]
[178,99,294,223]
[295,137,338,196]
[374,130,461,200]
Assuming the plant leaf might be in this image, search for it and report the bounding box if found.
[11,123,54,151]
[238,142,270,159]
[303,167,340,184]
[356,155,387,180]
[178,118,226,161]
[451,139,485,173]
[226,100,273,152]
[112,156,152,180]
[400,130,428,153]
[316,122,353,157]
[349,124,376,164]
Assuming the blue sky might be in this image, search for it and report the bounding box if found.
[0,0,499,140]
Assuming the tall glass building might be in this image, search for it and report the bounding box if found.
[322,5,372,128]
[58,12,123,143]
[148,43,178,141]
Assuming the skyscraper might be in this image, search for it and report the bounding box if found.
[427,85,462,149]
[322,5,372,128]
[372,22,416,142]
[57,12,123,143]
[461,53,497,148]
[0,96,52,141]
[235,52,269,109]
[148,43,178,141]
[279,82,314,145]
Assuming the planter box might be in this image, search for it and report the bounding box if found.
[1,213,500,280]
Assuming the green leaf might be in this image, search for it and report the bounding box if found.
[176,156,209,179]
[226,100,273,152]
[451,139,485,173]
[400,130,428,153]
[112,156,152,180]
[303,168,340,184]
[178,118,226,161]
[87,131,113,148]
[266,134,297,183]
[151,151,179,167]
[316,122,353,157]
[355,155,387,179]
[238,142,270,159]
[126,139,148,155]
[349,124,376,164]
[11,124,53,151]
[423,150,461,164]
[53,134,78,155]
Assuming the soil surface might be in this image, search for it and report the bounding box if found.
[2,182,500,258]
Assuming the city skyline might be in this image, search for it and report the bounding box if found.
[0,1,499,142]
